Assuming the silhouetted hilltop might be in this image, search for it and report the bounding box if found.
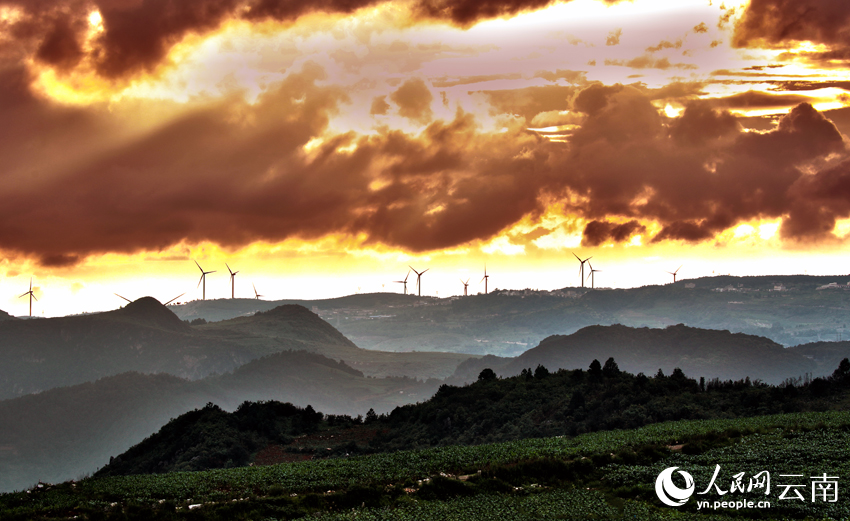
[0,301,359,400]
[112,296,191,332]
[0,309,14,321]
[213,304,360,349]
[457,324,818,384]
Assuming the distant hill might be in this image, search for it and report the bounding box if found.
[454,324,819,384]
[0,299,473,400]
[0,350,438,492]
[788,341,850,376]
[167,276,850,358]
[0,309,14,321]
[0,298,355,399]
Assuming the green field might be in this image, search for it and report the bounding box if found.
[4,410,850,520]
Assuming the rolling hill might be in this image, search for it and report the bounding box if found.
[167,275,850,358]
[0,350,438,492]
[452,324,822,384]
[0,298,474,400]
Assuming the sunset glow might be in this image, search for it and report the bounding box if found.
[1,0,850,316]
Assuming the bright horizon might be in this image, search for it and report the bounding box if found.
[2,0,850,317]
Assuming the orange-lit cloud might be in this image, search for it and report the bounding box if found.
[0,0,849,278]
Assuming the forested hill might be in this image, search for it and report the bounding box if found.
[97,357,850,477]
[454,324,829,384]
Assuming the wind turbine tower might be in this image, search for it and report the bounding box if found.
[195,261,216,300]
[226,263,239,298]
[667,265,682,283]
[481,265,490,294]
[586,262,601,289]
[394,270,411,295]
[573,252,592,288]
[19,278,37,317]
[409,266,429,297]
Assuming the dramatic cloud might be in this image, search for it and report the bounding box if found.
[783,159,850,242]
[734,0,850,66]
[2,0,850,271]
[389,78,434,125]
[0,0,628,81]
[734,0,850,48]
[581,220,645,246]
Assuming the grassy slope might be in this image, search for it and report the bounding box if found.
[3,411,849,520]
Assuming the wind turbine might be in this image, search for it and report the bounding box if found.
[115,293,185,306]
[409,266,429,297]
[252,283,263,300]
[164,293,185,306]
[19,278,37,317]
[393,270,411,295]
[481,265,489,295]
[573,252,592,288]
[586,262,601,289]
[461,278,470,296]
[667,265,682,283]
[195,260,215,300]
[226,263,239,298]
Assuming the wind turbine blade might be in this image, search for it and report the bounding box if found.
[195,260,203,273]
[584,256,592,262]
[404,270,410,282]
[114,293,132,303]
[19,292,28,298]
[197,275,204,288]
[226,263,234,276]
[208,270,217,275]
[164,293,185,306]
[572,252,581,261]
[422,269,429,275]
[32,294,38,302]
[675,265,682,274]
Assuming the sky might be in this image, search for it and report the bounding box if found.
[1,0,850,316]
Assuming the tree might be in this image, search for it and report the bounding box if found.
[588,359,602,381]
[478,368,497,382]
[602,357,620,378]
[832,358,850,382]
[534,364,550,379]
[365,408,378,424]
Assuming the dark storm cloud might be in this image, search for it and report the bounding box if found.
[734,0,850,65]
[1,62,849,264]
[581,220,645,246]
[553,86,846,246]
[0,0,630,81]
